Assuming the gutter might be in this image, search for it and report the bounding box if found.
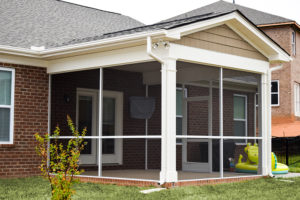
[0,30,167,59]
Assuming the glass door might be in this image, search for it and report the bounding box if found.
[77,89,97,165]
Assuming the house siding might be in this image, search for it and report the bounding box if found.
[0,63,48,178]
[174,25,267,61]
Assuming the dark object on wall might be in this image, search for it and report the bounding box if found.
[130,96,155,119]
[64,94,71,104]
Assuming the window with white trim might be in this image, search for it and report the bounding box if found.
[292,31,296,56]
[294,82,300,116]
[0,67,14,144]
[271,80,279,106]
[176,88,186,144]
[234,94,247,144]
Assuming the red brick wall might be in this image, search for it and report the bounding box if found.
[0,63,48,178]
[261,26,294,123]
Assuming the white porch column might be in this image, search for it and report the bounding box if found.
[98,68,103,177]
[261,72,270,175]
[160,58,178,184]
[266,70,273,176]
[219,68,224,178]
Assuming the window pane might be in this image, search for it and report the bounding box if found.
[78,96,93,154]
[234,96,245,119]
[0,108,10,141]
[271,94,279,105]
[234,121,246,143]
[271,81,278,93]
[0,70,12,105]
[176,117,182,143]
[103,98,115,124]
[176,90,183,116]
[103,97,115,154]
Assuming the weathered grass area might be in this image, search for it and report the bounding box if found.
[0,176,300,200]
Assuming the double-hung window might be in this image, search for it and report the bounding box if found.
[0,67,14,144]
[233,94,247,144]
[271,80,279,106]
[292,31,296,56]
[294,82,300,116]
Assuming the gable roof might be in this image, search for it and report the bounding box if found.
[162,0,293,26]
[63,11,232,46]
[0,0,144,49]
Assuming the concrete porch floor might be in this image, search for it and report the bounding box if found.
[82,169,251,180]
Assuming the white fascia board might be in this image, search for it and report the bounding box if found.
[165,12,291,63]
[0,53,49,67]
[0,30,166,59]
[47,45,153,74]
[41,30,166,58]
[170,43,269,74]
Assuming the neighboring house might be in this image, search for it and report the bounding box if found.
[0,0,291,186]
[166,0,300,137]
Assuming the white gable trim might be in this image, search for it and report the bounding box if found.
[165,12,291,63]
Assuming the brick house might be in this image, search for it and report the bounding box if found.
[0,0,291,186]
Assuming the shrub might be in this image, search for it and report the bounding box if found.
[35,115,87,200]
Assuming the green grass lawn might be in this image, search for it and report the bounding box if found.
[276,154,300,172]
[1,176,300,200]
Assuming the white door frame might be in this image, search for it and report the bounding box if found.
[182,95,212,172]
[76,88,98,165]
[76,88,123,165]
[102,90,123,165]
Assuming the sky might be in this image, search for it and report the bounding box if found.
[64,0,300,25]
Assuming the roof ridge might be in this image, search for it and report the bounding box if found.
[220,0,293,22]
[102,11,219,36]
[56,0,121,15]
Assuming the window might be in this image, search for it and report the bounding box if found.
[292,31,296,56]
[234,95,247,144]
[271,80,279,106]
[294,82,300,116]
[176,88,186,144]
[0,67,14,144]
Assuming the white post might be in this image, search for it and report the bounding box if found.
[261,73,269,175]
[266,70,273,176]
[208,81,213,173]
[160,58,178,184]
[182,84,187,165]
[145,85,148,170]
[219,68,223,178]
[98,68,103,177]
[47,74,52,168]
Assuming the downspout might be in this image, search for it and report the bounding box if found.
[268,64,283,177]
[147,36,164,64]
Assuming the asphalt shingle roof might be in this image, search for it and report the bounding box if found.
[0,0,294,49]
[0,0,144,49]
[162,0,293,25]
[64,11,230,46]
